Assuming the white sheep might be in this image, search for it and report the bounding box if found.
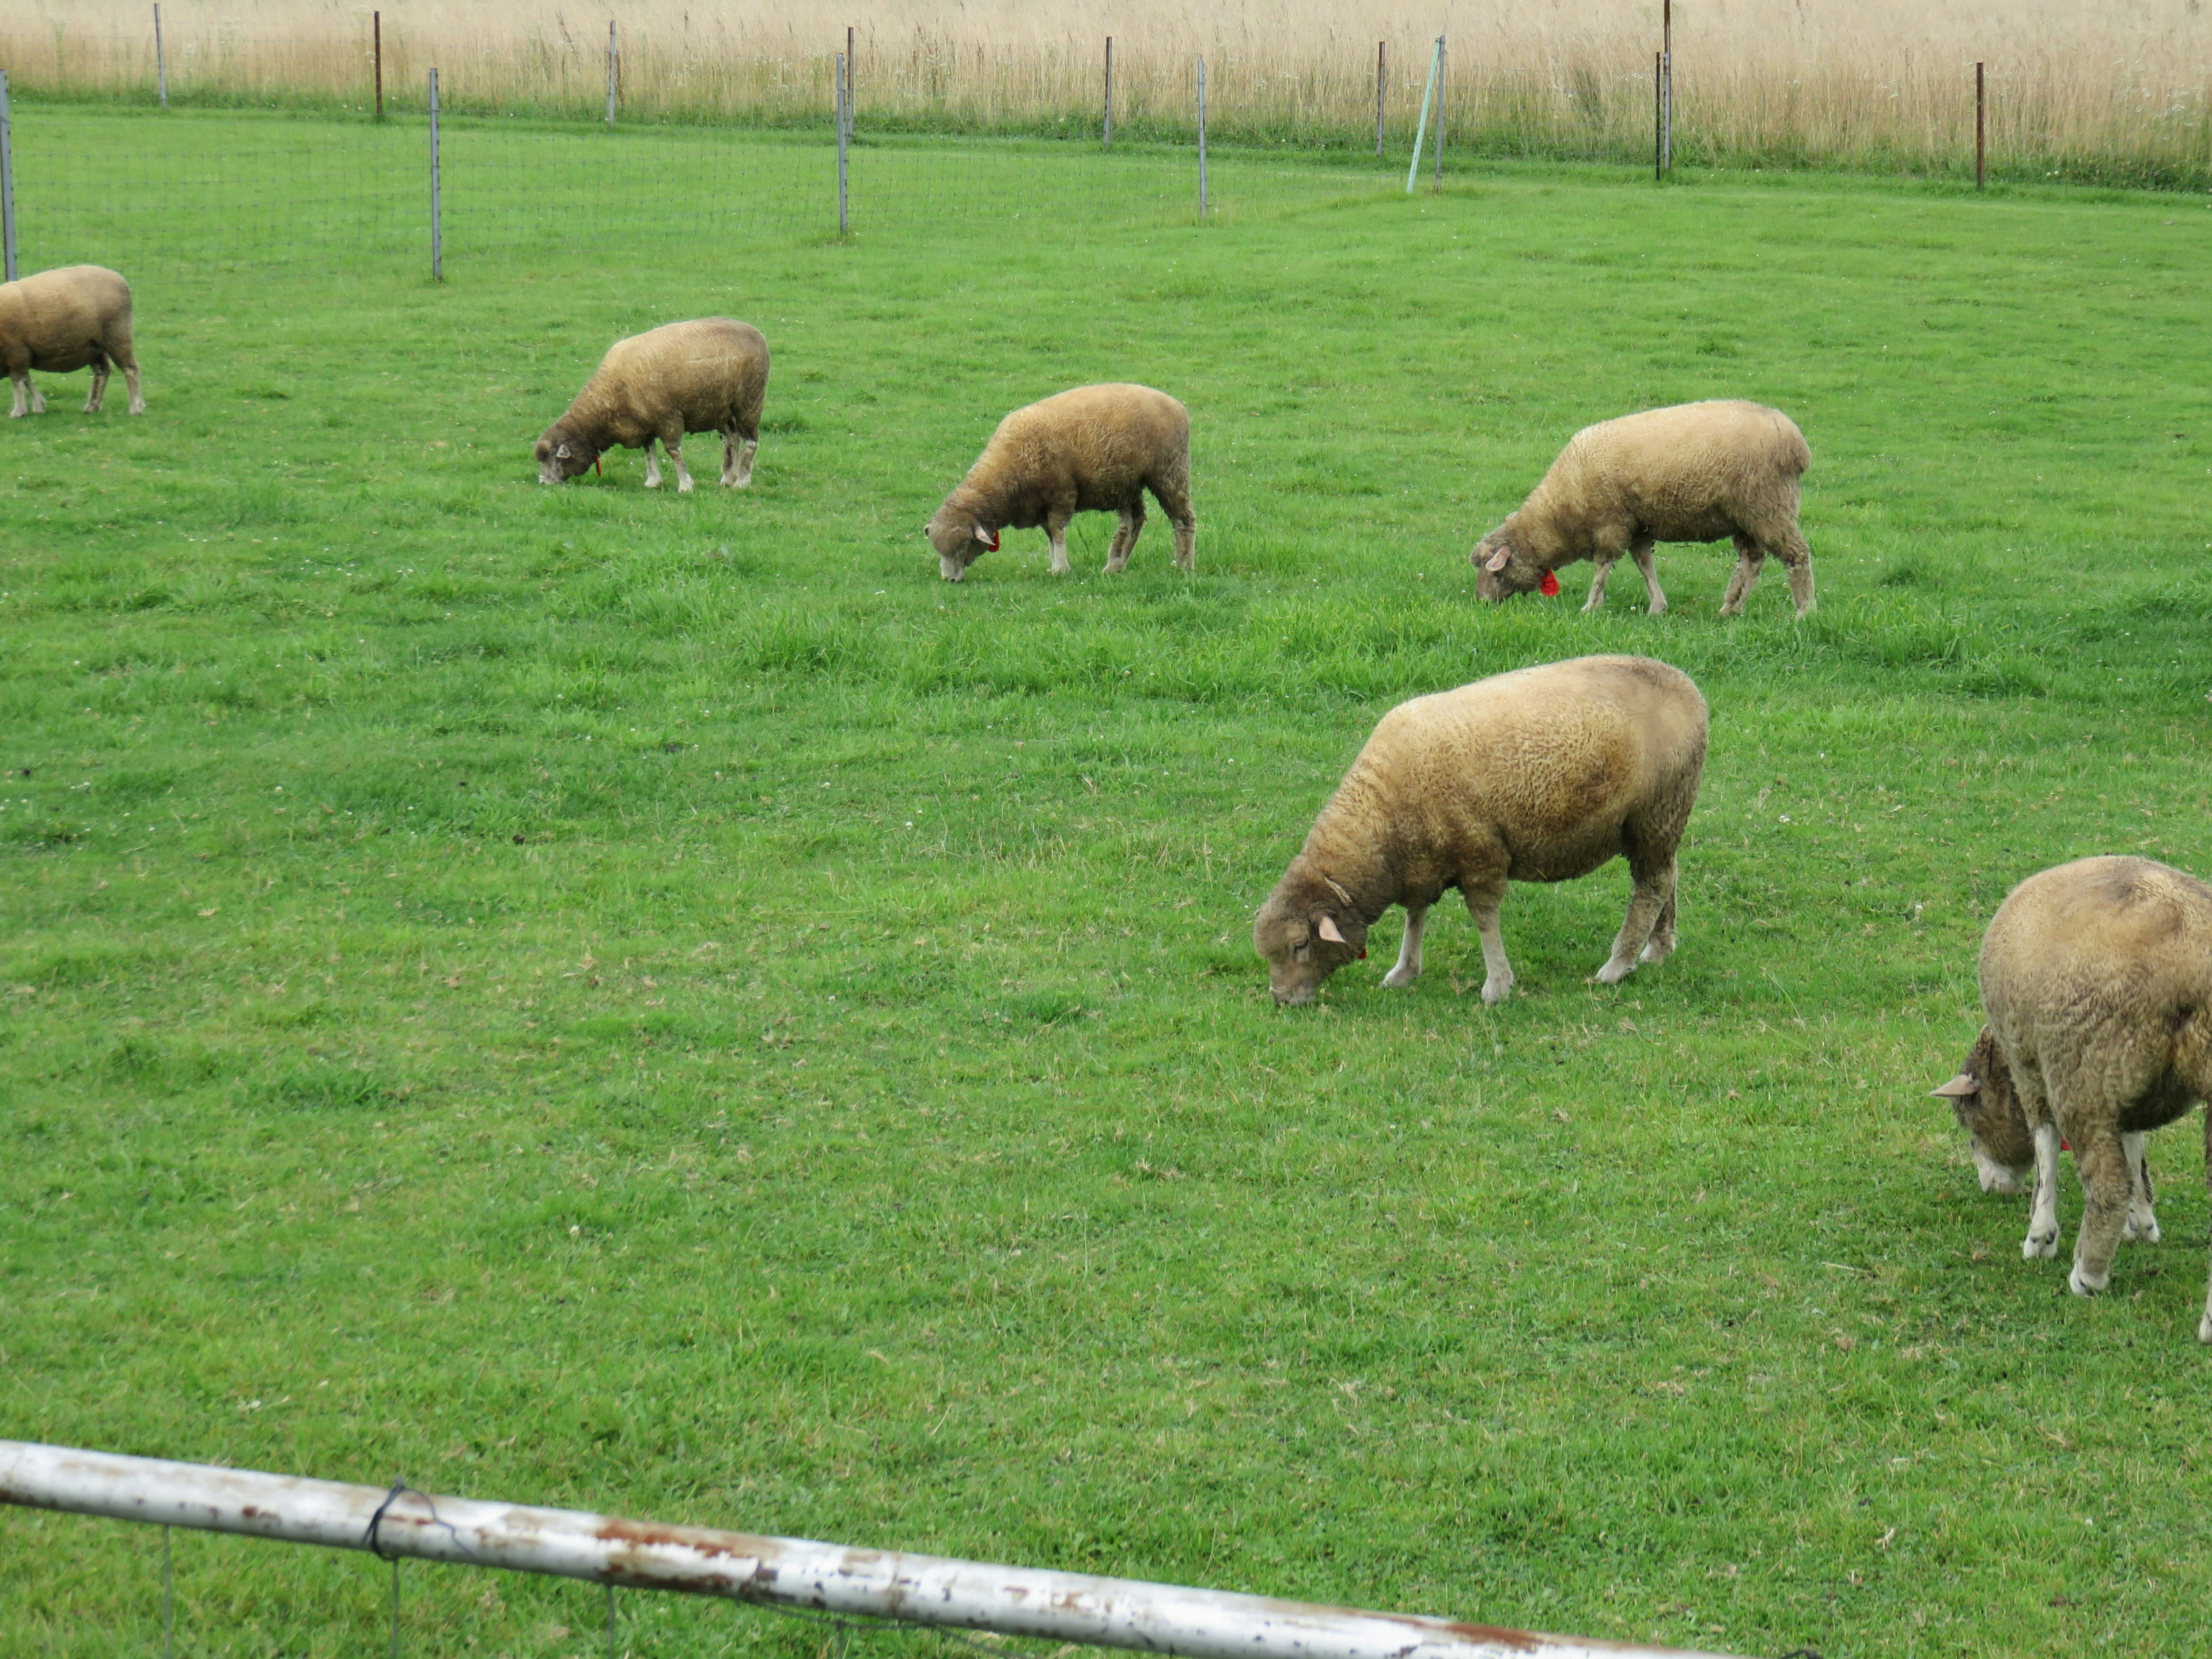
[1253,656,1708,1007]
[926,384,1194,581]
[1471,400,1813,617]
[1931,855,2212,1336]
[536,319,769,492]
[0,264,144,418]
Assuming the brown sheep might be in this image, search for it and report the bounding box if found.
[536,319,768,493]
[1930,855,2212,1336]
[1253,656,1707,1007]
[1470,400,1813,618]
[0,264,144,418]
[926,384,1193,582]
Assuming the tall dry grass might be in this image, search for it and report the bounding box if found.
[2,1,2208,184]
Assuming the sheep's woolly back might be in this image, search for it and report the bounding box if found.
[0,265,134,372]
[1979,855,2212,1115]
[555,318,770,450]
[1514,399,1807,558]
[949,383,1190,525]
[1296,654,1707,918]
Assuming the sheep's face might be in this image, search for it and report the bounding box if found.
[1472,530,1543,602]
[926,504,998,582]
[1253,887,1367,1006]
[1931,1029,2035,1194]
[535,428,597,485]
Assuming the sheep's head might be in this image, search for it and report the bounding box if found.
[1471,528,1547,602]
[535,426,598,485]
[926,501,998,582]
[1253,874,1368,1006]
[1931,1028,2035,1194]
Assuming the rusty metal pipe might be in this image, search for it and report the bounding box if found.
[0,1442,1742,1659]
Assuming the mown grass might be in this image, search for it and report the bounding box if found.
[2,122,2211,1658]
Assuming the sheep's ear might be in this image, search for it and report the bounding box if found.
[1930,1073,1979,1099]
[974,524,993,545]
[555,443,571,460]
[1317,914,1348,945]
[1483,547,1512,573]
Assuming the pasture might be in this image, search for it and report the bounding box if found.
[2,112,2211,1657]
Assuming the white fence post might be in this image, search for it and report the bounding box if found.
[154,4,169,108]
[1405,36,1441,193]
[1196,57,1208,217]
[428,67,442,281]
[606,19,618,127]
[0,1441,1749,1659]
[0,70,16,283]
[1432,35,1446,190]
[835,51,849,234]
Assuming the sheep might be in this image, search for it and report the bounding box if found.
[1253,654,1707,1008]
[926,383,1193,582]
[1930,855,2212,1336]
[0,264,144,419]
[536,319,768,493]
[1469,400,1813,618]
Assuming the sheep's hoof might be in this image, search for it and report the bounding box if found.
[677,479,695,494]
[1593,957,1635,985]
[1480,974,1513,1005]
[2068,1264,2109,1297]
[2199,1312,2212,1344]
[1638,937,1674,965]
[2124,1212,2161,1244]
[2023,1228,2059,1260]
[1381,966,1419,988]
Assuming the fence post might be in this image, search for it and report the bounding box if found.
[606,20,617,126]
[1103,36,1113,150]
[1660,0,1673,174]
[1975,61,1986,190]
[1654,51,1662,180]
[0,70,16,285]
[1196,58,1207,218]
[153,4,168,108]
[835,51,849,235]
[428,67,441,282]
[374,12,383,120]
[1432,35,1445,191]
[1404,36,1439,193]
[1375,41,1385,158]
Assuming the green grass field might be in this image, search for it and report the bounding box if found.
[3,110,2211,1658]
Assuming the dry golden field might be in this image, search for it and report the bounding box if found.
[3,1,2209,182]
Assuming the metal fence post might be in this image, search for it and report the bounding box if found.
[835,51,849,235]
[427,67,442,281]
[1375,41,1385,157]
[1975,61,1986,190]
[1660,0,1673,174]
[374,11,383,119]
[1404,37,1438,193]
[161,1525,174,1659]
[1196,58,1208,218]
[1432,35,1445,191]
[0,71,16,284]
[1654,52,1663,180]
[1103,36,1113,150]
[606,20,618,126]
[154,4,168,108]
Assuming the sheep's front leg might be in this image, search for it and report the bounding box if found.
[85,361,110,414]
[6,374,26,418]
[722,430,757,488]
[1639,883,1677,965]
[1720,533,1765,617]
[1382,903,1428,988]
[643,441,662,488]
[2199,1108,2212,1342]
[665,433,695,494]
[1463,878,1513,1005]
[1046,510,1074,575]
[1628,535,1668,615]
[2022,1120,2062,1259]
[1597,857,1673,984]
[2122,1130,2160,1243]
[1583,552,1617,612]
[2069,1128,2132,1295]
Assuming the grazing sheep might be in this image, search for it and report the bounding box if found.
[1470,400,1813,618]
[1931,855,2212,1335]
[536,319,768,493]
[926,383,1193,582]
[1253,655,1707,1007]
[0,264,144,418]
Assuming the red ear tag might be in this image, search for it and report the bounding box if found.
[2061,1139,2071,1153]
[1358,946,1368,960]
[1539,570,1560,597]
[594,456,603,476]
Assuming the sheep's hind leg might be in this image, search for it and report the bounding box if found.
[27,378,46,415]
[1597,857,1672,984]
[1583,552,1617,612]
[720,429,740,488]
[1105,499,1146,574]
[6,374,26,418]
[643,442,663,488]
[2023,1120,2062,1259]
[1382,903,1428,988]
[1719,534,1764,617]
[666,435,695,494]
[1771,527,1816,616]
[2068,1128,2131,1295]
[2122,1131,2160,1243]
[1628,535,1668,615]
[2200,1108,2212,1341]
[1047,510,1074,575]
[1153,479,1196,572]
[1638,872,1678,965]
[724,429,757,488]
[123,361,145,415]
[85,357,110,414]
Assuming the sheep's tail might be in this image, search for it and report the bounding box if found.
[1774,410,1812,478]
